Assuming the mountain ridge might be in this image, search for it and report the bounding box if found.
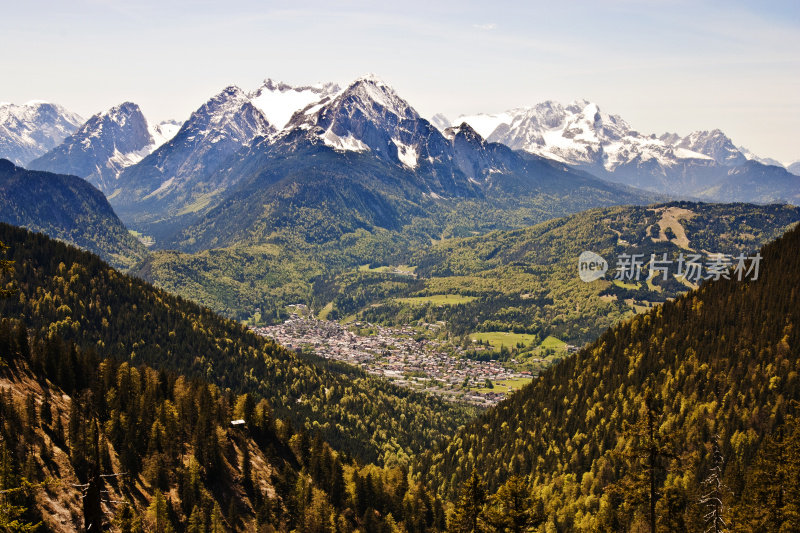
[0,159,146,269]
[458,99,800,203]
[415,220,800,530]
[0,100,83,166]
[28,101,180,192]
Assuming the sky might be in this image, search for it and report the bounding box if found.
[1,0,798,163]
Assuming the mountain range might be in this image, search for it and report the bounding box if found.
[16,76,648,250]
[1,74,800,531]
[28,102,181,192]
[0,100,83,166]
[7,82,797,222]
[1,75,797,322]
[455,99,800,203]
[162,76,648,249]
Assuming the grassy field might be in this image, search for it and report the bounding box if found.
[472,376,533,394]
[318,301,334,320]
[539,335,567,350]
[612,279,641,290]
[176,191,218,215]
[470,331,539,349]
[395,294,477,306]
[524,336,569,365]
[128,229,155,247]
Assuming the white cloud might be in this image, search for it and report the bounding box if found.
[473,23,497,30]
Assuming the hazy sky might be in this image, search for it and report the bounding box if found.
[2,0,798,163]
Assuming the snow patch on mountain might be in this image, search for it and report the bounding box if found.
[458,112,513,139]
[250,79,340,129]
[322,129,369,152]
[393,138,418,168]
[150,120,182,148]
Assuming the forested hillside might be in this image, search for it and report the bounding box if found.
[133,133,656,323]
[0,223,473,469]
[0,160,146,270]
[0,307,450,531]
[416,222,800,531]
[317,202,799,350]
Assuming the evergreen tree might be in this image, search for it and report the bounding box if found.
[145,489,174,533]
[699,434,728,533]
[112,501,141,533]
[186,506,205,533]
[451,471,487,533]
[0,241,15,298]
[485,475,542,533]
[0,438,40,532]
[617,392,678,532]
[209,502,225,533]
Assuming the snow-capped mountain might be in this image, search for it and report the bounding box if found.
[249,79,340,129]
[28,102,180,192]
[110,79,349,226]
[109,85,275,236]
[457,100,799,203]
[151,120,182,146]
[281,75,513,195]
[429,113,451,132]
[163,77,648,252]
[668,129,746,166]
[738,145,789,169]
[788,161,800,176]
[0,101,83,166]
[287,75,426,158]
[458,99,712,169]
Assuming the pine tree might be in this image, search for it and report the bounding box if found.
[0,438,40,532]
[699,434,728,533]
[146,489,174,533]
[39,392,52,427]
[82,421,104,533]
[0,241,16,298]
[241,442,253,495]
[112,501,140,533]
[329,457,346,508]
[451,470,487,533]
[186,506,205,533]
[485,475,543,533]
[617,391,678,533]
[209,502,226,533]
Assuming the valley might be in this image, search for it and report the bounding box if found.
[253,311,533,406]
[1,55,799,530]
